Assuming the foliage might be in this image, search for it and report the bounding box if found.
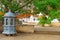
[33,0,60,14]
[0,15,2,21]
[38,15,52,26]
[49,10,60,20]
[33,0,60,25]
[0,0,21,13]
[38,10,60,26]
[0,0,31,13]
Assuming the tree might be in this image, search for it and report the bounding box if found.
[33,0,60,26]
[33,0,60,14]
[0,0,32,13]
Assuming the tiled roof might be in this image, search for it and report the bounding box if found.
[16,13,31,19]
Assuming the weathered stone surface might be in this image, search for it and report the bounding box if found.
[16,25,34,33]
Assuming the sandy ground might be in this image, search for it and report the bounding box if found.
[0,24,60,40]
[0,32,60,40]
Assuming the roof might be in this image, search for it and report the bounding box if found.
[16,14,25,19]
[16,13,31,19]
[4,11,15,17]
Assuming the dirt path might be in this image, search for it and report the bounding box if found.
[0,33,60,40]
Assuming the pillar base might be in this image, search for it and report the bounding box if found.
[2,31,16,35]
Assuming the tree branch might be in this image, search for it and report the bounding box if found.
[20,0,33,8]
